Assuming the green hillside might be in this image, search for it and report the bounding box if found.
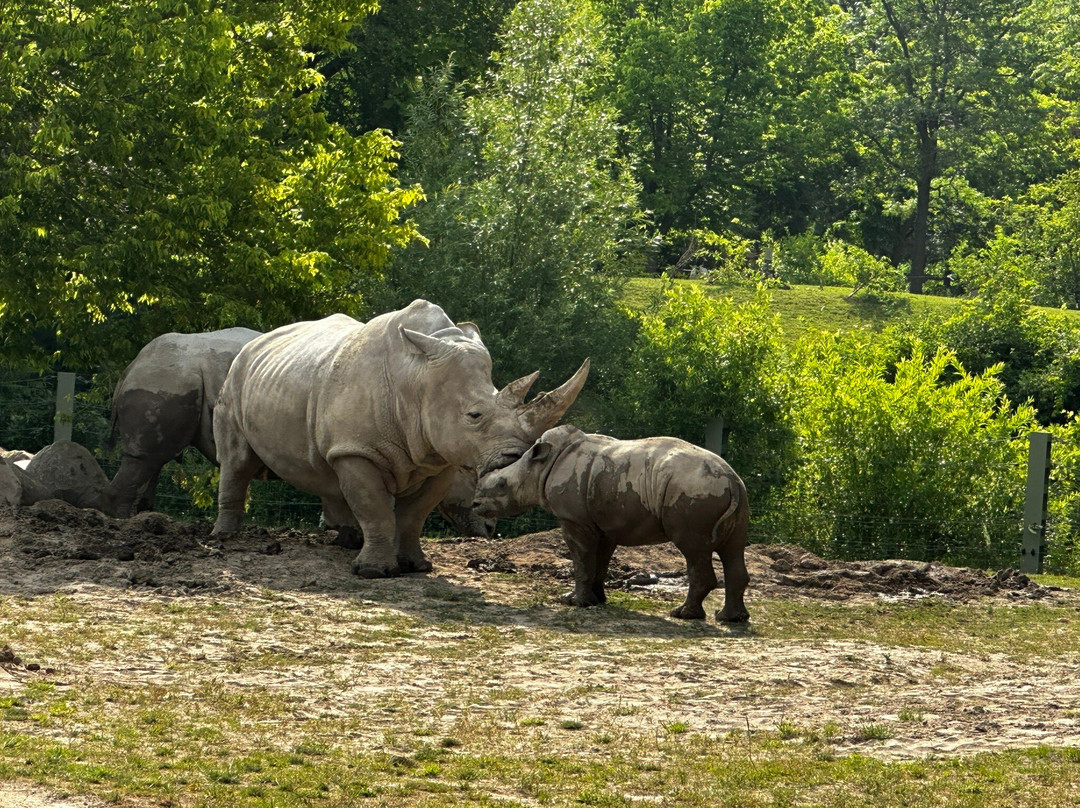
[624,277,963,342]
[623,276,1080,342]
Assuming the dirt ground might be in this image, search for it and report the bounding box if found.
[2,499,1080,805]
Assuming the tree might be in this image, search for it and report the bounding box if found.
[842,0,1058,293]
[319,0,517,136]
[384,0,646,393]
[599,0,855,239]
[0,0,422,369]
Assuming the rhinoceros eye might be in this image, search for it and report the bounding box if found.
[466,411,483,423]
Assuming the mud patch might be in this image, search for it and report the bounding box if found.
[435,529,1060,604]
[0,506,1063,605]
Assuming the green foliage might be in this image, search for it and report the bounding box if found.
[0,0,421,370]
[819,241,906,298]
[777,336,1037,565]
[321,0,517,135]
[905,247,1080,424]
[385,0,645,393]
[842,0,1062,288]
[1046,417,1080,575]
[613,282,792,499]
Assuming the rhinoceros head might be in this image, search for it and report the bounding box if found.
[472,427,579,518]
[400,324,589,475]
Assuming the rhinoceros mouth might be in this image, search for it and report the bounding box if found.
[480,449,523,476]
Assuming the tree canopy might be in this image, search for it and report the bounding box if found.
[0,0,421,369]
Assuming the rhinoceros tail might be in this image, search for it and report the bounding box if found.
[712,478,750,553]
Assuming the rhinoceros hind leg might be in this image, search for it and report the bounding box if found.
[212,410,266,536]
[106,456,166,518]
[559,590,601,607]
[713,506,750,623]
[331,526,364,550]
[672,544,716,620]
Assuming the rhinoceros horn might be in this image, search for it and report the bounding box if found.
[520,358,590,434]
[496,371,540,407]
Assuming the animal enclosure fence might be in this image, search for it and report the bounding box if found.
[0,371,1071,574]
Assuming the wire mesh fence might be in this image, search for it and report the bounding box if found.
[1,371,1074,574]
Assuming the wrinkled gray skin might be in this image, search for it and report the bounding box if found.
[105,327,261,517]
[437,468,497,538]
[473,425,751,622]
[329,467,496,547]
[212,300,589,578]
[23,440,110,511]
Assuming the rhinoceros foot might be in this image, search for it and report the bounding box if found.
[560,591,601,608]
[670,603,707,620]
[331,526,364,550]
[397,555,433,574]
[351,557,401,579]
[715,606,750,624]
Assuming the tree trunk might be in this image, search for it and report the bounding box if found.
[908,118,938,294]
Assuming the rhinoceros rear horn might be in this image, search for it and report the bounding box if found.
[496,371,540,407]
[520,358,590,435]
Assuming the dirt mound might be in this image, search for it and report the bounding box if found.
[0,505,1067,604]
[436,529,1061,603]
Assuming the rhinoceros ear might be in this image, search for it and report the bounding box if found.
[529,441,552,463]
[496,371,540,407]
[456,322,483,343]
[400,326,451,359]
[520,358,590,436]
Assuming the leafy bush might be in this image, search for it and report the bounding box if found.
[821,241,906,297]
[1045,417,1080,575]
[613,282,793,502]
[774,335,1036,566]
[769,231,828,285]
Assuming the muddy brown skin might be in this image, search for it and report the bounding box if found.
[105,328,261,517]
[473,425,751,622]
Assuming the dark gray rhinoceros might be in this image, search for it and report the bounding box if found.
[105,327,261,517]
[472,425,751,622]
[212,300,589,577]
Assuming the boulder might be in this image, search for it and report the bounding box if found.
[23,440,109,511]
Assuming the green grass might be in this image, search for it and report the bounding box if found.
[622,276,1080,344]
[4,587,1080,807]
[622,277,959,342]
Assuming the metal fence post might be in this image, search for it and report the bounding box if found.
[1021,431,1051,574]
[54,372,76,443]
[705,418,727,457]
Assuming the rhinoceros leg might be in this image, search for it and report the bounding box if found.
[713,512,751,623]
[107,456,166,518]
[212,406,267,535]
[394,468,456,573]
[558,520,604,607]
[670,545,716,620]
[322,495,363,549]
[331,456,400,578]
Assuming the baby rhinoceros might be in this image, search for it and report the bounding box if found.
[473,425,750,622]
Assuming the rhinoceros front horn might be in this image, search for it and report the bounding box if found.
[520,358,590,436]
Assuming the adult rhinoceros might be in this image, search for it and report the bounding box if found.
[105,327,261,517]
[212,300,588,577]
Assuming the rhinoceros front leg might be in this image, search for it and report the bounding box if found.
[394,468,457,574]
[331,456,400,578]
[559,521,605,607]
